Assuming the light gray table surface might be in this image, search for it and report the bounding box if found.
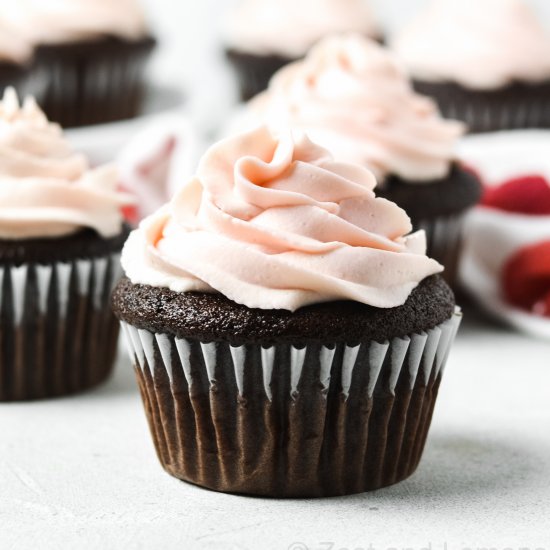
[1,307,549,550]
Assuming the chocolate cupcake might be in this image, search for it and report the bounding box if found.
[393,0,550,133]
[224,0,381,100]
[237,34,482,285]
[113,126,462,497]
[0,89,132,401]
[9,0,155,128]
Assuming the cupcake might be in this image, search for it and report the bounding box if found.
[393,0,550,133]
[113,126,462,497]
[224,0,381,101]
[0,89,132,401]
[3,0,155,128]
[239,34,482,285]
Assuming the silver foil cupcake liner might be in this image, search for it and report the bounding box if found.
[121,308,462,497]
[0,253,122,401]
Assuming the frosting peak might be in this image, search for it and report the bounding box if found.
[225,0,379,58]
[122,127,443,311]
[393,0,550,89]
[0,88,130,240]
[245,34,464,182]
[0,89,87,180]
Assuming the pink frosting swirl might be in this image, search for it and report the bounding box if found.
[0,89,131,240]
[245,34,464,182]
[122,127,443,311]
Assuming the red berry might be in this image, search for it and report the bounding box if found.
[533,294,550,317]
[482,175,550,215]
[502,241,550,317]
[121,204,139,226]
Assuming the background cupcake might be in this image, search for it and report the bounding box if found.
[393,0,550,133]
[2,0,155,128]
[224,0,381,101]
[113,126,461,497]
[0,89,131,401]
[240,34,482,284]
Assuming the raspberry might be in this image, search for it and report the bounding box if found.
[483,175,550,215]
[502,241,550,317]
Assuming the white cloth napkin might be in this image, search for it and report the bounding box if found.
[118,115,200,221]
[458,130,550,340]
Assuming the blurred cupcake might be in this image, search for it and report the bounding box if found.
[460,174,550,339]
[113,126,461,497]
[0,89,132,401]
[3,0,155,128]
[240,34,482,284]
[393,0,550,133]
[224,0,381,101]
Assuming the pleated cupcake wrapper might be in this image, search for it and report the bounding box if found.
[33,39,154,128]
[415,213,465,288]
[443,98,550,134]
[225,49,294,102]
[414,80,550,133]
[0,253,122,401]
[121,308,461,497]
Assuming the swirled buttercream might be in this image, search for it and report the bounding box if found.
[0,88,130,239]
[245,34,464,182]
[393,0,550,89]
[122,126,443,311]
